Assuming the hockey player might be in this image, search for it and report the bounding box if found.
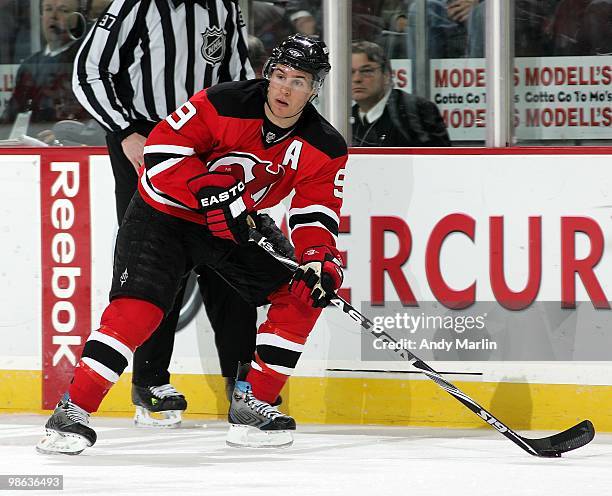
[73,0,257,428]
[36,34,347,454]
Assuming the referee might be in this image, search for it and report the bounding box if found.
[73,0,257,427]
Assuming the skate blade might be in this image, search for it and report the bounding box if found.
[134,406,182,428]
[226,424,293,448]
[35,429,91,455]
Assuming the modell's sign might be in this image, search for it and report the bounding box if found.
[429,56,612,141]
[40,152,91,409]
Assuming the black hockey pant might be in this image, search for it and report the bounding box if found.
[106,127,257,385]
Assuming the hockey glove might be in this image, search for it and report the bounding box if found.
[188,172,254,244]
[290,246,343,308]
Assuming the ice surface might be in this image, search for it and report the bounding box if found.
[1,414,611,496]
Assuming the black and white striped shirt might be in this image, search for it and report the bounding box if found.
[73,0,253,136]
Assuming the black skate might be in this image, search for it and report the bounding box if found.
[132,384,187,428]
[36,394,96,455]
[226,366,294,448]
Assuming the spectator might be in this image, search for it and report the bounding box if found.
[353,0,387,42]
[378,12,411,59]
[289,10,319,37]
[351,41,450,147]
[395,12,409,32]
[515,0,556,56]
[0,0,30,64]
[408,0,478,59]
[46,0,114,146]
[467,1,557,57]
[286,0,322,34]
[247,35,268,77]
[552,0,612,55]
[0,0,90,142]
[253,1,294,52]
[447,0,479,23]
[465,1,484,57]
[583,0,612,54]
[285,0,388,45]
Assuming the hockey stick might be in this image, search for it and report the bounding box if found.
[249,229,595,457]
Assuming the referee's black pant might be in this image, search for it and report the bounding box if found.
[106,125,258,388]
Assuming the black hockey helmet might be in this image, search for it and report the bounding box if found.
[263,34,331,91]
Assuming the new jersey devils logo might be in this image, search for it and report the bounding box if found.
[207,152,285,205]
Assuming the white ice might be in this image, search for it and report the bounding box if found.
[1,414,611,496]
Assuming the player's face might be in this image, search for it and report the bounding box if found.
[42,0,79,48]
[351,53,389,106]
[267,65,316,118]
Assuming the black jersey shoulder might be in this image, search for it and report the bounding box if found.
[205,79,265,119]
[296,104,348,159]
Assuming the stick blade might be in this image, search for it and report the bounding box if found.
[523,420,595,457]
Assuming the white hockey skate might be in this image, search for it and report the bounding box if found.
[36,394,96,455]
[226,365,295,448]
[226,422,294,448]
[132,384,187,428]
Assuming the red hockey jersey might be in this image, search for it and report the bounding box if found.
[139,79,348,258]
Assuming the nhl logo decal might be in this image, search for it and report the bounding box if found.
[201,27,226,64]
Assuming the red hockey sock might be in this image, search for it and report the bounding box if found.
[246,362,287,404]
[67,298,164,413]
[68,361,114,414]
